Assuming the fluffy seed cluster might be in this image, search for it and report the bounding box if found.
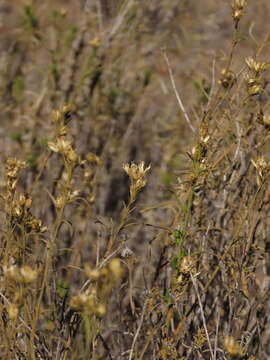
[4,264,38,284]
[224,336,245,359]
[70,258,123,316]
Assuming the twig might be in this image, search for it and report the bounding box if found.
[214,309,220,360]
[190,272,214,360]
[128,297,148,360]
[206,56,216,111]
[107,0,134,43]
[233,117,241,162]
[163,49,195,133]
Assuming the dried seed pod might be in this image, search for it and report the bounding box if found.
[219,68,236,88]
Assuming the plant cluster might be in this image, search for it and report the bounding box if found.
[0,0,270,359]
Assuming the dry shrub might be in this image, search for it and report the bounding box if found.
[0,1,270,359]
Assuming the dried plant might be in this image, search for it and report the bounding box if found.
[0,1,270,359]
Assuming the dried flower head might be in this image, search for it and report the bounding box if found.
[263,114,270,127]
[70,288,107,316]
[52,110,62,124]
[85,258,123,283]
[77,259,123,315]
[246,78,263,96]
[8,304,19,320]
[193,328,207,350]
[90,37,101,48]
[96,303,106,316]
[171,255,197,301]
[86,152,102,165]
[251,157,270,185]
[123,161,151,181]
[123,161,151,201]
[48,138,77,163]
[251,157,268,172]
[231,0,246,27]
[20,265,38,283]
[52,103,76,125]
[4,265,38,284]
[180,255,195,274]
[246,57,268,75]
[48,138,69,153]
[109,258,123,279]
[7,191,46,232]
[121,246,134,258]
[5,158,26,193]
[219,68,236,88]
[70,290,96,313]
[59,8,67,17]
[25,217,47,233]
[224,336,245,358]
[84,265,100,280]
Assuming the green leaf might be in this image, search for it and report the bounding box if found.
[10,132,23,143]
[12,76,25,99]
[56,279,70,299]
[171,255,179,270]
[160,170,173,187]
[22,5,38,29]
[173,229,186,246]
[66,24,78,45]
[162,290,173,304]
[143,68,152,87]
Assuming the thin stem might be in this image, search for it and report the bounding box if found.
[190,273,214,360]
[128,297,148,360]
[163,49,196,134]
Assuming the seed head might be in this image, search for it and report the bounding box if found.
[224,336,244,358]
[84,265,100,280]
[109,258,123,279]
[90,37,101,48]
[123,161,151,181]
[231,0,246,27]
[251,157,270,185]
[5,158,26,193]
[246,77,263,96]
[96,303,106,316]
[20,265,38,283]
[52,104,75,125]
[4,265,38,284]
[251,157,268,171]
[219,68,236,88]
[123,161,151,201]
[263,114,270,127]
[48,138,77,163]
[121,246,134,258]
[86,152,102,166]
[8,304,19,320]
[246,57,268,75]
[70,289,106,316]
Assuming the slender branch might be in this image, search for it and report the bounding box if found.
[213,309,220,360]
[190,273,214,360]
[128,297,148,360]
[163,49,196,134]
